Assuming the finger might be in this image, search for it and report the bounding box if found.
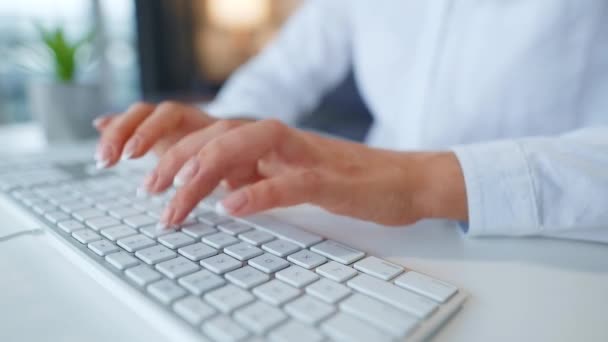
[218,170,325,216]
[121,101,189,160]
[96,102,155,168]
[222,167,262,190]
[162,119,292,225]
[144,119,243,194]
[92,115,116,131]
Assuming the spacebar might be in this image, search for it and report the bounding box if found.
[346,274,438,319]
[241,214,323,248]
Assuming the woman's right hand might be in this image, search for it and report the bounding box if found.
[93,101,217,168]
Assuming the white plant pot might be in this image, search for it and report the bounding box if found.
[27,81,102,142]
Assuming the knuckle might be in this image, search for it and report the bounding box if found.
[157,100,180,113]
[263,119,288,138]
[128,101,152,112]
[202,139,226,163]
[259,182,281,206]
[215,119,239,132]
[301,169,322,187]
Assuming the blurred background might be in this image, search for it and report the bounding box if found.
[0,0,372,142]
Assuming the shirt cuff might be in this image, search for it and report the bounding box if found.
[451,140,540,236]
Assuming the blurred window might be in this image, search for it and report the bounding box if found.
[0,0,139,124]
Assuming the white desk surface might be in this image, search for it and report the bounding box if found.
[1,123,607,342]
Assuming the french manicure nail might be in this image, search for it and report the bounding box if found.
[121,137,140,160]
[92,117,103,127]
[95,144,115,168]
[95,159,109,170]
[174,159,199,187]
[215,202,229,216]
[220,191,247,214]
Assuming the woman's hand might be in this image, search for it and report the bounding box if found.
[142,119,468,228]
[95,102,468,227]
[93,101,217,168]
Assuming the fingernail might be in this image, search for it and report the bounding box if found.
[219,191,247,214]
[143,171,158,191]
[155,222,168,233]
[136,186,149,198]
[121,137,140,160]
[95,144,115,168]
[160,207,175,228]
[95,159,109,170]
[92,117,104,128]
[174,159,199,187]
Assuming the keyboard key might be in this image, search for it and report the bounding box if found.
[100,225,137,241]
[243,214,323,248]
[32,203,57,214]
[253,279,301,306]
[173,296,216,325]
[226,266,270,289]
[287,250,327,269]
[269,320,324,342]
[117,234,156,252]
[202,315,250,342]
[148,279,187,304]
[108,207,142,219]
[234,301,287,334]
[88,239,120,256]
[85,216,122,231]
[158,232,196,249]
[178,243,217,261]
[58,220,85,233]
[224,242,263,261]
[310,240,365,265]
[340,293,418,337]
[321,312,392,342]
[197,211,232,226]
[72,229,101,244]
[217,221,252,235]
[44,211,71,223]
[95,197,130,210]
[284,295,336,324]
[124,214,157,228]
[200,253,242,274]
[135,244,177,264]
[106,251,140,270]
[394,271,458,303]
[182,223,217,238]
[178,270,226,295]
[60,200,91,213]
[276,265,319,288]
[202,232,239,249]
[262,239,300,257]
[306,278,351,304]
[316,261,358,282]
[125,265,162,286]
[156,256,199,279]
[353,256,404,281]
[205,284,255,313]
[347,274,438,318]
[249,253,290,273]
[72,208,106,221]
[140,224,176,238]
[238,230,275,246]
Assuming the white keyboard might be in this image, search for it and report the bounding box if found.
[0,159,467,342]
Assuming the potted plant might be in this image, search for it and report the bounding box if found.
[27,25,102,142]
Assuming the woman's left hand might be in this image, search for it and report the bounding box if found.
[140,119,468,228]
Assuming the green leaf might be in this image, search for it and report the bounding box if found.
[35,23,95,82]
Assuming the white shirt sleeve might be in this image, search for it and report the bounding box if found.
[203,0,352,124]
[452,126,608,242]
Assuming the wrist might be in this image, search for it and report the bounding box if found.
[414,152,468,222]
